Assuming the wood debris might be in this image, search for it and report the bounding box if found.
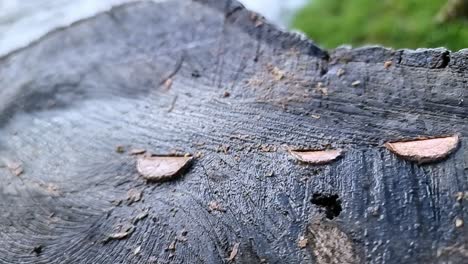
[250,13,264,27]
[268,65,285,81]
[227,242,240,261]
[315,82,328,95]
[133,210,149,224]
[351,80,361,87]
[127,189,142,204]
[289,149,343,165]
[105,225,135,242]
[384,61,393,69]
[255,19,264,28]
[217,145,230,154]
[208,201,226,213]
[134,245,141,255]
[137,155,193,181]
[246,78,264,86]
[455,192,468,202]
[311,114,321,119]
[116,145,125,153]
[164,78,173,89]
[298,236,308,249]
[7,161,23,176]
[38,183,62,197]
[337,68,345,77]
[384,135,460,164]
[260,144,277,152]
[168,240,177,251]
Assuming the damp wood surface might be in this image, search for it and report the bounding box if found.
[0,0,467,263]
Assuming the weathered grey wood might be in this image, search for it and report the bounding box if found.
[0,0,466,263]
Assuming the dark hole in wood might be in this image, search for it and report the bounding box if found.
[311,193,342,219]
[33,245,43,255]
[191,70,201,78]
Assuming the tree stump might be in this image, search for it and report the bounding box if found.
[0,0,466,263]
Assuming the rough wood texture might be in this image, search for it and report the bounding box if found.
[0,0,467,263]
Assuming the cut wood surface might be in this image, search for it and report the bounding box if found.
[0,0,467,263]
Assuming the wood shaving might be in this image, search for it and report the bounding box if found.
[217,145,230,154]
[134,246,141,255]
[260,145,277,152]
[337,68,345,77]
[227,242,240,261]
[133,211,149,224]
[384,61,393,69]
[270,66,285,81]
[208,201,226,213]
[315,82,328,95]
[106,225,135,242]
[7,161,23,176]
[127,189,142,204]
[298,236,308,249]
[164,78,173,89]
[455,191,468,202]
[168,240,177,251]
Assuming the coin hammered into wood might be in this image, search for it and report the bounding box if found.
[0,0,467,263]
[289,149,343,165]
[384,135,460,164]
[136,155,193,181]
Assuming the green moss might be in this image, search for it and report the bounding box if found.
[292,0,468,51]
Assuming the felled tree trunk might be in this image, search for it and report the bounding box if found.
[0,0,466,263]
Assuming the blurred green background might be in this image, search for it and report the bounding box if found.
[292,0,468,51]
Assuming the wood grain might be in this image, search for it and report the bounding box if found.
[0,0,466,263]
